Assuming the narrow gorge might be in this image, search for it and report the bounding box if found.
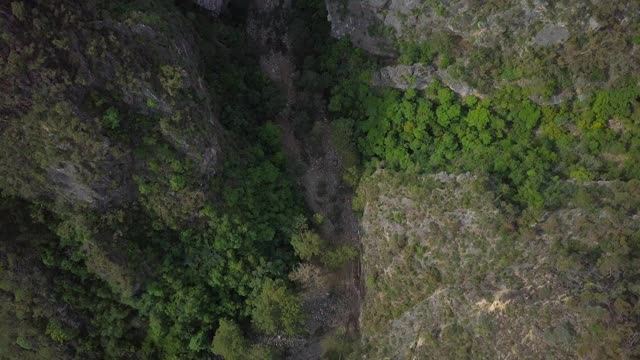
[1,1,639,359]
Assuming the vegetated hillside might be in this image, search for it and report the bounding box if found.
[355,170,640,359]
[0,1,323,358]
[0,198,68,360]
[326,0,640,100]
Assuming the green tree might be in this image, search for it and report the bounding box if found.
[251,279,304,336]
[290,220,324,261]
[102,107,120,129]
[247,344,283,360]
[45,319,76,344]
[11,2,25,21]
[211,319,248,360]
[322,244,358,270]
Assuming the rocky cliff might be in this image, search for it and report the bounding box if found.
[326,0,640,100]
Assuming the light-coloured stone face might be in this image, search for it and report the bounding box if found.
[326,0,578,52]
[194,0,228,14]
[533,24,570,46]
[47,163,105,205]
[372,64,437,90]
[588,17,601,31]
[324,0,640,98]
[325,0,397,56]
[372,64,485,98]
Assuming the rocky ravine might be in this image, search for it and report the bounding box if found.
[246,1,364,358]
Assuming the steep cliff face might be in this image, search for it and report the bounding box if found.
[0,0,222,209]
[326,0,640,99]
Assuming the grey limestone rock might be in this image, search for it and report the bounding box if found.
[372,64,437,90]
[372,64,485,99]
[194,0,229,14]
[533,24,570,46]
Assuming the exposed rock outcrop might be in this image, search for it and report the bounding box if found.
[373,64,485,98]
[194,0,229,14]
[533,24,570,46]
[325,0,640,98]
[325,0,606,53]
[372,64,436,90]
[325,0,396,56]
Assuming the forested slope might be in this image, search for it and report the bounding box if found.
[0,1,312,358]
